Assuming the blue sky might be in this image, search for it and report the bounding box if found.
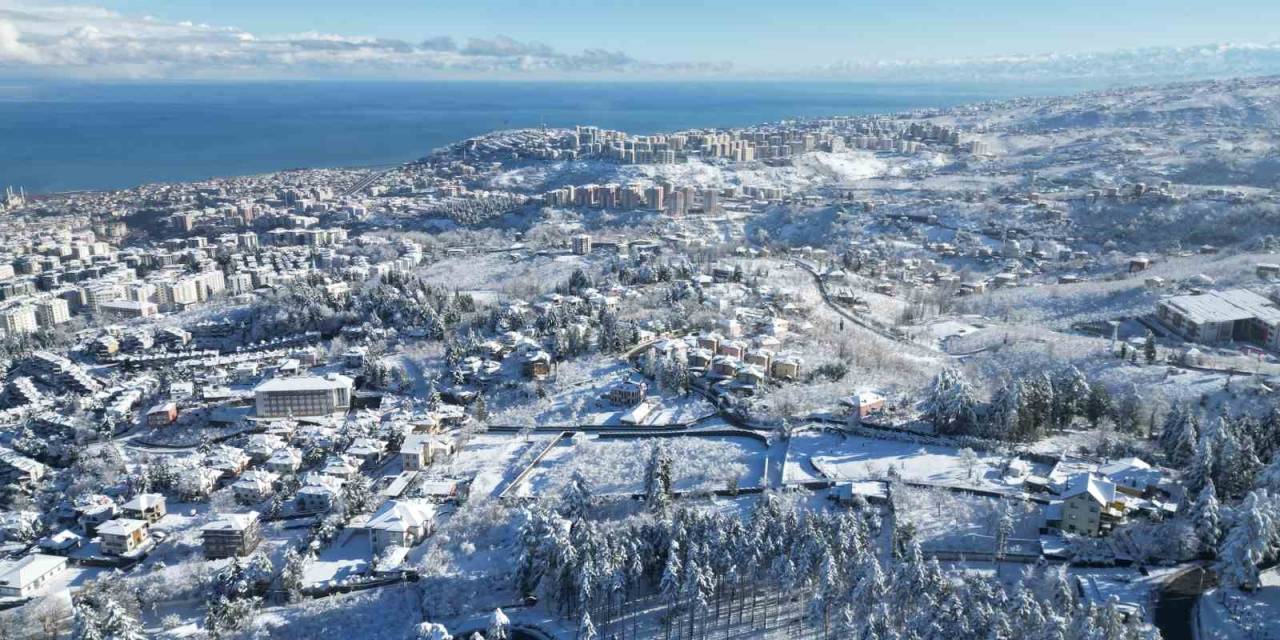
[3,0,1280,80]
[89,0,1280,68]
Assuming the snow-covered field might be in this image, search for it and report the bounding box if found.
[441,432,557,498]
[789,429,1044,492]
[893,486,1044,555]
[516,434,766,497]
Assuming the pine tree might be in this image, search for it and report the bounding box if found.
[1085,384,1112,429]
[281,547,309,602]
[417,622,454,640]
[487,608,510,640]
[987,380,1022,440]
[96,599,145,640]
[1019,373,1054,439]
[643,440,674,514]
[1161,406,1199,467]
[579,611,597,640]
[990,501,1015,563]
[1190,481,1222,556]
[1217,490,1278,590]
[921,368,979,435]
[1258,458,1280,492]
[562,471,594,523]
[71,603,104,640]
[1052,366,1090,430]
[1216,423,1263,498]
[1186,434,1216,497]
[1143,331,1158,364]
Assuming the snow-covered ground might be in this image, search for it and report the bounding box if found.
[516,434,765,497]
[789,429,1046,493]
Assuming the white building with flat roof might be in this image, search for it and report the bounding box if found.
[0,306,37,336]
[35,298,70,327]
[1156,288,1280,347]
[254,374,353,418]
[0,554,67,598]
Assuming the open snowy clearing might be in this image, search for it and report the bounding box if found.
[790,429,1046,492]
[516,434,766,497]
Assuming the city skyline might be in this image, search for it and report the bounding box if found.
[2,0,1280,81]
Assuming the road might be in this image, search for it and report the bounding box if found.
[790,259,937,356]
[341,165,400,197]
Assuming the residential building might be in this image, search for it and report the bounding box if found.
[98,518,150,556]
[0,554,68,598]
[606,380,647,405]
[0,306,37,336]
[400,434,454,471]
[1055,474,1123,537]
[146,402,178,427]
[201,512,262,559]
[35,298,70,327]
[232,470,278,503]
[121,493,166,524]
[367,500,435,555]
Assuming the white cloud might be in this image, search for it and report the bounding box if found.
[3,2,1278,83]
[0,2,729,78]
[817,43,1280,82]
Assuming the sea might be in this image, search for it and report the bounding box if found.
[0,80,1090,194]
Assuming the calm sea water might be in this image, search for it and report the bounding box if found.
[0,81,1085,193]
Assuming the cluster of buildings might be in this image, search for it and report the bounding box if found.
[455,119,986,167]
[1030,457,1177,537]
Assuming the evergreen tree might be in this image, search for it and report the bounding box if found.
[417,622,453,640]
[987,380,1022,440]
[1143,331,1158,364]
[281,547,310,602]
[1085,384,1112,429]
[1051,365,1090,430]
[643,440,674,514]
[70,603,103,640]
[487,608,510,640]
[1190,481,1223,556]
[1160,405,1199,467]
[95,599,145,640]
[1217,490,1278,590]
[1019,373,1054,439]
[921,368,979,435]
[579,611,597,640]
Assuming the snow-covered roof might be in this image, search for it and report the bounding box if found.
[254,374,353,393]
[0,554,66,589]
[98,518,148,536]
[1161,288,1280,325]
[122,493,165,511]
[201,511,259,533]
[1063,473,1116,505]
[366,500,435,533]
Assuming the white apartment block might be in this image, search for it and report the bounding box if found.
[0,306,38,336]
[35,298,70,327]
[84,284,125,311]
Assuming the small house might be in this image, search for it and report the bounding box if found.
[121,493,166,524]
[146,402,178,427]
[98,518,150,556]
[367,500,436,555]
